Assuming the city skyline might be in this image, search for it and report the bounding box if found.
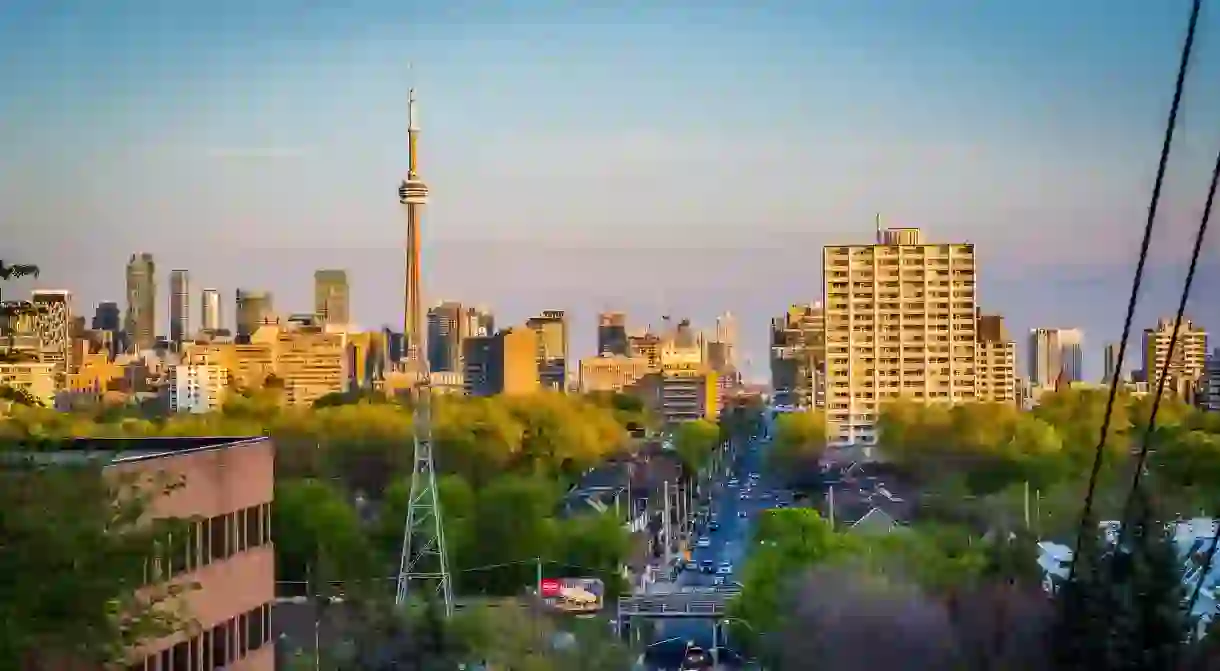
[5,0,1220,379]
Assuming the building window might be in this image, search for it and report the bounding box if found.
[210,513,229,561]
[171,641,189,671]
[210,622,227,669]
[237,508,249,553]
[245,505,259,549]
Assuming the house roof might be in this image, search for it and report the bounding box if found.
[1,436,268,467]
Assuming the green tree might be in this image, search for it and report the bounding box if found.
[556,511,631,596]
[273,478,377,587]
[0,261,42,363]
[672,418,719,477]
[767,409,829,482]
[0,459,195,666]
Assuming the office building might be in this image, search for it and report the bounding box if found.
[713,311,738,367]
[526,310,568,391]
[578,354,652,393]
[169,269,190,346]
[314,269,350,326]
[235,290,274,342]
[1029,328,1084,388]
[769,303,826,409]
[427,301,466,373]
[1143,317,1209,397]
[126,253,157,351]
[462,326,539,397]
[26,437,275,670]
[92,301,121,332]
[597,311,629,356]
[0,361,56,406]
[976,313,1017,404]
[201,288,222,332]
[639,362,719,423]
[1103,342,1120,383]
[31,289,72,374]
[822,228,978,446]
[171,364,229,413]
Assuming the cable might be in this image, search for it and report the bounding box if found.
[1062,0,1202,587]
[1115,106,1219,559]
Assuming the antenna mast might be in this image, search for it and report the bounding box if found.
[395,80,454,616]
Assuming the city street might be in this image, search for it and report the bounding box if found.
[640,418,783,669]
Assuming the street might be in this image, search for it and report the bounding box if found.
[639,419,783,669]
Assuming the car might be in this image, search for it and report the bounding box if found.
[696,537,711,548]
[738,510,748,518]
[700,560,715,574]
[727,479,739,487]
[684,561,698,571]
[712,575,726,586]
[708,521,720,531]
[739,493,749,500]
[717,562,733,575]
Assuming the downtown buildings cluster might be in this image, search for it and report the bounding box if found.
[768,225,1220,447]
[0,252,746,424]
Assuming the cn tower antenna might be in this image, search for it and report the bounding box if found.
[395,82,454,616]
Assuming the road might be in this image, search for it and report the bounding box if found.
[640,421,783,669]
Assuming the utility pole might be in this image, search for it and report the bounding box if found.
[662,479,672,567]
[1023,480,1031,530]
[828,485,836,527]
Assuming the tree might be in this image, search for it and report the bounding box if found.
[672,418,719,478]
[0,458,195,666]
[0,261,43,363]
[556,511,631,597]
[273,478,377,587]
[767,409,829,484]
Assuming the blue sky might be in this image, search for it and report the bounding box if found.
[3,0,1220,380]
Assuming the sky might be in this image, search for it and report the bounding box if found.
[3,0,1220,382]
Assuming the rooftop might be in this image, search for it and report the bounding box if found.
[2,436,267,467]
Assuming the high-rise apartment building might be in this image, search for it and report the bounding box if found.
[976,313,1017,403]
[314,269,350,326]
[598,311,629,356]
[578,354,652,393]
[169,269,190,345]
[0,361,56,406]
[427,301,466,373]
[1203,348,1220,412]
[1029,328,1084,388]
[201,288,221,332]
[822,228,978,447]
[526,310,568,391]
[125,253,157,351]
[464,306,494,339]
[769,303,826,409]
[462,326,539,397]
[171,364,228,413]
[628,331,663,370]
[1143,317,1209,396]
[235,290,274,341]
[1103,342,1120,383]
[31,289,72,375]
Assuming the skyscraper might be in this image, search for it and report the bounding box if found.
[426,301,467,373]
[714,311,738,365]
[235,289,274,341]
[201,288,221,331]
[169,269,190,345]
[526,310,568,391]
[31,289,72,371]
[314,269,350,326]
[1029,328,1084,387]
[464,306,494,338]
[1143,317,1208,394]
[822,228,978,446]
[125,253,156,351]
[1103,342,1120,383]
[597,311,629,356]
[399,89,430,364]
[92,301,121,332]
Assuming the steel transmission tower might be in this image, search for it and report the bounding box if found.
[394,87,454,615]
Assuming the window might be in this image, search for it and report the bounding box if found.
[245,505,260,548]
[200,517,212,567]
[237,508,248,553]
[226,619,238,664]
[171,641,189,671]
[189,636,199,670]
[210,623,227,670]
[202,629,212,670]
[238,613,249,656]
[158,649,170,671]
[184,521,198,572]
[263,503,273,544]
[209,513,228,561]
[246,605,266,651]
[168,530,186,576]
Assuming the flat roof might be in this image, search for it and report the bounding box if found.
[2,436,267,467]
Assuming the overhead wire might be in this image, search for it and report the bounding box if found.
[1174,139,1220,657]
[1113,84,1218,562]
[1062,0,1202,588]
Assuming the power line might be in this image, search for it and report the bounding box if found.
[1063,0,1202,588]
[1114,74,1218,560]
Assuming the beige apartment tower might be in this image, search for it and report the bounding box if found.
[822,227,978,446]
[976,313,1017,403]
[314,269,350,326]
[1143,317,1208,396]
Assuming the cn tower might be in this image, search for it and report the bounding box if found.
[399,88,429,364]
